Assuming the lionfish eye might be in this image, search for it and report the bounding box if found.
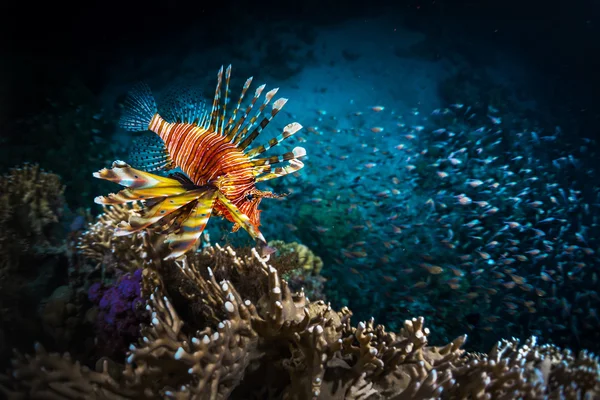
[245,193,254,201]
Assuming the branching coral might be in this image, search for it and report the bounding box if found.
[76,204,149,277]
[0,164,69,366]
[3,239,598,399]
[0,163,65,271]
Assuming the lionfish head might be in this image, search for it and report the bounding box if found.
[241,189,288,229]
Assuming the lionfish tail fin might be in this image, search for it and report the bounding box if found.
[119,83,158,132]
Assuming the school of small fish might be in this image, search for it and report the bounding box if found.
[260,100,599,352]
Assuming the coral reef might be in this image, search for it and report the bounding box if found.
[2,240,598,399]
[76,204,149,278]
[269,240,326,300]
[0,164,65,270]
[87,270,146,358]
[0,164,70,365]
[0,168,598,399]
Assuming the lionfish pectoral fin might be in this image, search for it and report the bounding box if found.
[163,189,218,260]
[93,161,213,254]
[113,221,138,236]
[215,191,265,243]
[126,188,208,231]
[93,161,188,204]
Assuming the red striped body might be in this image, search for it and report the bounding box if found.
[149,114,262,229]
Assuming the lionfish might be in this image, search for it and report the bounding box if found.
[93,65,306,260]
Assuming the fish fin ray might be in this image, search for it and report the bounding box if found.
[119,83,158,132]
[251,147,306,167]
[208,66,224,132]
[256,159,304,182]
[160,85,209,125]
[234,91,282,148]
[163,190,218,260]
[224,84,266,142]
[128,132,175,173]
[246,122,302,158]
[119,188,214,233]
[93,161,186,190]
[223,76,253,137]
[216,191,265,243]
[218,65,232,134]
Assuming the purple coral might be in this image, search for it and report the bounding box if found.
[88,269,146,358]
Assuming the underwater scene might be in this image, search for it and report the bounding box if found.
[1,1,599,398]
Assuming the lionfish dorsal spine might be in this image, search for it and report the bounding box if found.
[251,146,306,167]
[225,84,266,143]
[219,65,232,135]
[224,76,253,137]
[246,122,303,159]
[256,159,305,182]
[208,65,225,133]
[238,96,287,151]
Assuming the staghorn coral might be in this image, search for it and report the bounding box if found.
[2,240,598,399]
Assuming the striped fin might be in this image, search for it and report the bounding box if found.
[218,65,232,134]
[93,161,187,208]
[216,191,265,243]
[223,76,253,136]
[148,203,194,235]
[233,89,280,147]
[163,190,218,260]
[128,132,175,173]
[246,122,303,159]
[117,188,208,235]
[160,86,208,125]
[119,83,158,132]
[224,84,266,142]
[93,161,186,192]
[256,159,304,182]
[208,66,225,132]
[251,147,307,167]
[94,184,187,204]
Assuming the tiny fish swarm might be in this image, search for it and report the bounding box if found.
[93,65,306,260]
